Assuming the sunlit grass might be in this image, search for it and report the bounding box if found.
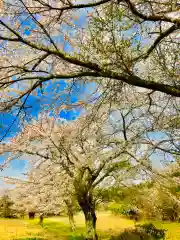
[0,212,180,239]
[42,212,180,240]
[42,211,135,238]
[0,218,53,240]
[46,211,134,231]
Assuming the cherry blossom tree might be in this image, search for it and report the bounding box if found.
[0,0,179,142]
[0,44,179,236]
[0,108,157,240]
[0,2,178,238]
[6,160,77,229]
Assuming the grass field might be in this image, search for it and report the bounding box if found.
[0,212,180,239]
[0,218,48,239]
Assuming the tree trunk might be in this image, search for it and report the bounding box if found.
[39,214,44,224]
[84,209,97,240]
[78,194,98,240]
[64,200,76,231]
[68,210,76,231]
[28,212,35,220]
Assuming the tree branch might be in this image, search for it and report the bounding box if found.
[32,53,50,70]
[37,0,112,11]
[120,112,128,141]
[0,20,180,98]
[144,24,178,58]
[125,0,180,25]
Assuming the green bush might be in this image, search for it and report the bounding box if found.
[107,202,131,216]
[110,223,166,240]
[136,223,167,240]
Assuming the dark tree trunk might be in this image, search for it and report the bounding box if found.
[39,214,44,224]
[28,212,35,220]
[78,193,98,240]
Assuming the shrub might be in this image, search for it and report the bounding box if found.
[108,202,140,220]
[136,223,167,240]
[108,202,127,216]
[110,223,166,240]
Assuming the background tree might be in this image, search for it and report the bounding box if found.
[109,161,180,221]
[7,161,77,229]
[0,195,15,218]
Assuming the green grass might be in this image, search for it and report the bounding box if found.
[0,212,180,239]
[40,212,180,240]
[39,212,135,240]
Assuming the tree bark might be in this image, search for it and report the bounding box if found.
[28,212,35,220]
[78,194,98,240]
[64,200,76,231]
[39,214,44,224]
[84,209,97,240]
[67,208,76,231]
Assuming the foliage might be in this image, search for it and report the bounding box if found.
[2,111,147,239]
[0,1,179,234]
[107,202,128,216]
[142,167,180,221]
[111,168,180,221]
[1,106,179,238]
[8,163,78,231]
[108,202,122,215]
[110,224,166,240]
[0,0,178,149]
[0,0,179,116]
[0,195,16,218]
[135,223,166,239]
[98,166,180,222]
